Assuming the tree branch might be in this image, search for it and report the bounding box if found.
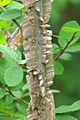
[54,32,77,61]
[0,82,28,105]
[21,0,55,119]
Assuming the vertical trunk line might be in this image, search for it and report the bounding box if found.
[21,0,55,119]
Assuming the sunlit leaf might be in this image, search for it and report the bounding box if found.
[63,27,80,33]
[0,33,6,44]
[0,0,11,6]
[0,20,12,31]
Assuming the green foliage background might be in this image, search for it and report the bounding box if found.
[50,0,80,119]
[0,0,80,120]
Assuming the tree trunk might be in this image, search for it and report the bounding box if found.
[20,0,55,119]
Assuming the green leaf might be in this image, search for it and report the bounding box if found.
[0,108,15,118]
[0,88,5,99]
[0,117,15,120]
[4,66,23,87]
[53,44,60,54]
[0,100,16,112]
[0,33,6,44]
[0,0,11,6]
[14,50,22,62]
[5,95,13,104]
[60,53,72,61]
[22,84,28,92]
[23,92,29,97]
[0,45,21,83]
[0,9,22,21]
[0,20,12,31]
[16,103,27,113]
[18,60,26,65]
[0,45,21,62]
[63,26,80,33]
[56,100,80,113]
[58,21,80,47]
[11,90,22,98]
[66,43,80,53]
[56,115,78,120]
[54,61,64,75]
[10,81,24,91]
[13,112,26,120]
[6,1,25,10]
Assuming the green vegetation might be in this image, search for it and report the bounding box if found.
[0,0,80,120]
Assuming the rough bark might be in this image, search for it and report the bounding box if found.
[18,0,55,119]
[7,28,23,50]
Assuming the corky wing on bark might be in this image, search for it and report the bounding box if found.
[20,0,55,120]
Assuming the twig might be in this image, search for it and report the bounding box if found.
[7,27,20,40]
[25,11,33,24]
[12,19,22,33]
[52,34,68,41]
[54,32,77,61]
[0,82,28,105]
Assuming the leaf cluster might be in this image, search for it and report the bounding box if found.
[53,21,80,75]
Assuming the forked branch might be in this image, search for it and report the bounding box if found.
[54,32,77,61]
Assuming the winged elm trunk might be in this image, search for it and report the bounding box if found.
[20,0,55,119]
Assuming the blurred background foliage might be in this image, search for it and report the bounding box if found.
[0,0,80,120]
[50,0,80,119]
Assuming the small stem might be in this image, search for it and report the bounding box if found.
[52,34,67,41]
[54,32,77,61]
[0,82,28,105]
[12,19,22,33]
[25,11,33,24]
